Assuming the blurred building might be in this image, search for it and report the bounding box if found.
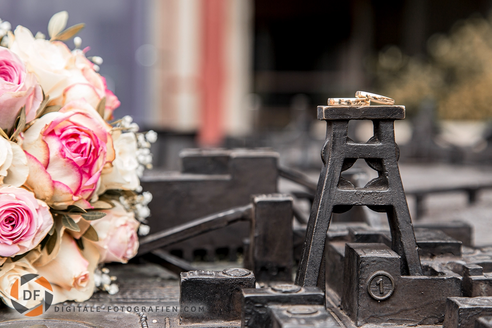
[1,0,492,152]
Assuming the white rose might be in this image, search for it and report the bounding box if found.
[0,138,29,187]
[10,26,120,119]
[97,130,140,194]
[10,26,72,100]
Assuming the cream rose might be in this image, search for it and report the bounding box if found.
[35,232,100,303]
[0,138,29,187]
[55,51,120,120]
[0,257,37,309]
[90,201,139,263]
[10,26,120,120]
[10,26,72,101]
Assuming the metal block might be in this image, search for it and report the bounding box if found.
[248,194,294,283]
[269,305,342,328]
[414,228,462,257]
[324,241,345,299]
[342,243,462,326]
[476,316,492,328]
[179,268,255,324]
[348,227,391,245]
[414,220,473,247]
[444,297,492,328]
[342,243,401,323]
[241,284,324,328]
[327,223,371,241]
[142,149,278,261]
[462,264,492,297]
[347,227,462,257]
[317,105,406,120]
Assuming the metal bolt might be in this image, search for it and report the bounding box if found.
[270,283,302,293]
[222,268,251,277]
[287,306,319,315]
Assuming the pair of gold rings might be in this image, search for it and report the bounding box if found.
[327,91,395,106]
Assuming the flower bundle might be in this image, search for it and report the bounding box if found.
[0,12,155,305]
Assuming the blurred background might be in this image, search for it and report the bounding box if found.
[2,0,492,169]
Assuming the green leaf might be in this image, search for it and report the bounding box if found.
[40,105,62,116]
[35,93,51,119]
[82,224,99,241]
[96,97,106,118]
[11,252,28,262]
[90,200,114,210]
[67,205,87,213]
[10,106,26,141]
[62,214,80,232]
[53,23,85,41]
[48,11,68,40]
[0,128,8,140]
[46,229,57,255]
[48,224,55,236]
[81,212,106,221]
[74,237,84,250]
[40,234,49,250]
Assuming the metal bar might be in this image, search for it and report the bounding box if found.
[406,184,492,196]
[278,166,317,193]
[137,204,253,255]
[142,249,197,275]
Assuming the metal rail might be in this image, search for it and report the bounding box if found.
[138,204,253,255]
[406,183,492,219]
[278,166,317,193]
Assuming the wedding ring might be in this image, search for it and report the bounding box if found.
[355,91,395,105]
[327,98,370,106]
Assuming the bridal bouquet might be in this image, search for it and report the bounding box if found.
[0,12,155,306]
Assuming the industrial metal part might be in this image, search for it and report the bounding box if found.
[269,305,343,327]
[241,284,325,328]
[179,269,255,324]
[297,105,422,287]
[141,148,278,261]
[246,194,294,283]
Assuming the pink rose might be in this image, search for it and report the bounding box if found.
[0,47,42,130]
[0,186,53,257]
[35,232,100,303]
[91,201,139,263]
[22,100,115,209]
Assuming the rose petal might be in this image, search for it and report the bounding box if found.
[25,152,54,202]
[3,141,29,187]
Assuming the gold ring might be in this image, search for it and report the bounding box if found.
[355,91,394,105]
[327,98,370,106]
